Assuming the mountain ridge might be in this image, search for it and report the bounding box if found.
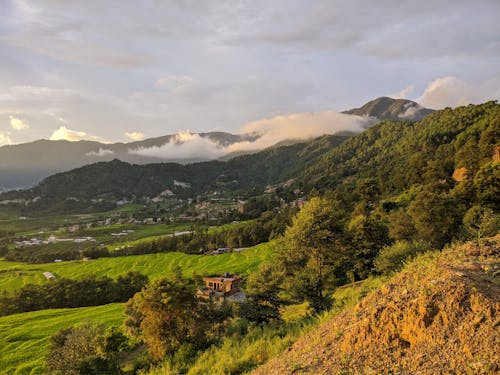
[0,97,434,191]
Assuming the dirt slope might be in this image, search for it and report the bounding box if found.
[254,236,500,375]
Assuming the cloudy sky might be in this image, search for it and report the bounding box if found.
[0,0,499,146]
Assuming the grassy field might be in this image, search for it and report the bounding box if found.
[0,242,274,293]
[0,303,125,375]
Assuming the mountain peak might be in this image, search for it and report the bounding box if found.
[343,96,434,121]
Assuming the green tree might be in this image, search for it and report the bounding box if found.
[463,205,500,242]
[124,268,207,361]
[374,240,431,275]
[238,262,284,324]
[46,323,126,375]
[278,197,347,313]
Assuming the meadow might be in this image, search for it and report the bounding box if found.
[0,303,125,375]
[0,242,274,293]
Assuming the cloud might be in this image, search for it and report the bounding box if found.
[129,131,226,159]
[49,126,108,142]
[85,148,114,157]
[416,76,500,109]
[125,131,145,141]
[129,111,375,159]
[417,76,470,109]
[226,111,375,153]
[9,115,29,130]
[387,85,414,99]
[155,76,194,91]
[0,132,12,146]
[398,102,424,119]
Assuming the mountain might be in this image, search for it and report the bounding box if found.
[300,100,499,196]
[0,132,257,191]
[343,96,434,120]
[0,97,434,191]
[253,236,500,374]
[1,101,497,215]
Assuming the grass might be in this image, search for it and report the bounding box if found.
[0,242,274,293]
[0,303,125,375]
[149,277,384,375]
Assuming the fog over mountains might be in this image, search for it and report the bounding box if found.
[0,97,433,191]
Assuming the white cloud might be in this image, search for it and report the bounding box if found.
[226,111,374,153]
[125,131,145,141]
[398,102,423,119]
[416,76,500,109]
[417,76,470,109]
[86,148,114,157]
[387,85,414,99]
[49,126,108,143]
[129,112,375,159]
[129,131,226,159]
[0,132,12,146]
[9,115,29,130]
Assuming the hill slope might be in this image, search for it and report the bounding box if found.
[301,101,500,196]
[253,236,500,374]
[0,134,350,212]
[0,132,256,190]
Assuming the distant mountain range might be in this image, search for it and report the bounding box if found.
[0,97,433,191]
[1,100,496,215]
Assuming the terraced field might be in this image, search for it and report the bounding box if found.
[0,242,274,292]
[0,303,125,375]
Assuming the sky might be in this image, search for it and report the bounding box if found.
[0,0,499,146]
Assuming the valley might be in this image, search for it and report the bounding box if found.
[0,101,498,374]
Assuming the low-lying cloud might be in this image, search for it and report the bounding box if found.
[86,148,114,157]
[129,131,228,159]
[129,111,375,160]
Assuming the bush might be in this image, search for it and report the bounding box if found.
[374,240,431,275]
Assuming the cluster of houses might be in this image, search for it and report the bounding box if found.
[14,235,96,247]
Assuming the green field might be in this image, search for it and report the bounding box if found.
[0,242,274,293]
[0,303,125,375]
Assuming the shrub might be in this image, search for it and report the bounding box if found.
[374,240,431,275]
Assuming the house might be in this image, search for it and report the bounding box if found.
[196,273,241,299]
[43,272,55,279]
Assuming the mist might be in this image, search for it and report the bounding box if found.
[128,111,375,160]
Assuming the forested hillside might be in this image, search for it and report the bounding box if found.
[0,135,350,212]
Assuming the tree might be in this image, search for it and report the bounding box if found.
[463,205,500,242]
[374,240,431,275]
[278,197,347,313]
[124,268,207,361]
[348,214,391,279]
[238,262,284,325]
[46,323,127,375]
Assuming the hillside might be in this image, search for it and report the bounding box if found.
[343,96,434,121]
[300,101,500,197]
[0,303,125,375]
[253,236,500,374]
[0,97,434,192]
[0,132,257,191]
[0,242,273,293]
[0,134,350,212]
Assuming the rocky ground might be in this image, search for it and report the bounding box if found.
[253,236,500,375]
